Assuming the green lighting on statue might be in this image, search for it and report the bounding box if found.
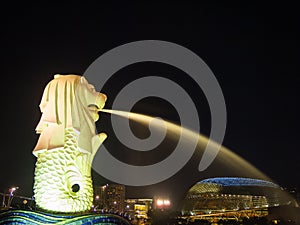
[32,75,107,213]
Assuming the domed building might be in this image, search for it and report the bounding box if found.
[181,177,294,218]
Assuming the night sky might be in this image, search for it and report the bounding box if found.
[0,2,299,208]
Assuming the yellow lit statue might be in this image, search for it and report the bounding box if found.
[33,74,107,213]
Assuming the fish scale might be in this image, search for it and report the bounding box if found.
[33,128,94,213]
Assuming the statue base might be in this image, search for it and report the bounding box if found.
[0,209,131,224]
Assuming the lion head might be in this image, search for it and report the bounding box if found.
[33,74,107,156]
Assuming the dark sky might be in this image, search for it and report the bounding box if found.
[0,2,299,208]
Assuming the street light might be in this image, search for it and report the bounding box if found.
[7,187,19,208]
[155,198,171,209]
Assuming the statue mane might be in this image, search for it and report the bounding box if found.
[33,74,106,156]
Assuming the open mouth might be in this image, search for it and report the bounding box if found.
[87,93,107,115]
[88,104,99,111]
[88,104,101,121]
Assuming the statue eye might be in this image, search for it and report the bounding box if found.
[88,84,96,92]
[71,184,80,193]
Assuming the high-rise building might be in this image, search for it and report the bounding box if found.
[94,185,108,210]
[106,184,125,212]
[94,184,125,213]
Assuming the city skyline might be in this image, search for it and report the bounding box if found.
[0,2,299,208]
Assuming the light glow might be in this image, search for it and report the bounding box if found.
[156,199,164,206]
[156,198,171,208]
[163,200,170,206]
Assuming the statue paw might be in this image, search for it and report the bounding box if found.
[91,132,107,157]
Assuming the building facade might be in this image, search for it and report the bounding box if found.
[94,184,125,213]
[124,198,153,219]
[182,177,295,219]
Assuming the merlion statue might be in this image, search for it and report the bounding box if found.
[32,74,107,213]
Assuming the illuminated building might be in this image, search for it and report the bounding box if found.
[106,184,125,212]
[94,185,108,210]
[182,177,295,219]
[94,184,125,212]
[124,198,153,219]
